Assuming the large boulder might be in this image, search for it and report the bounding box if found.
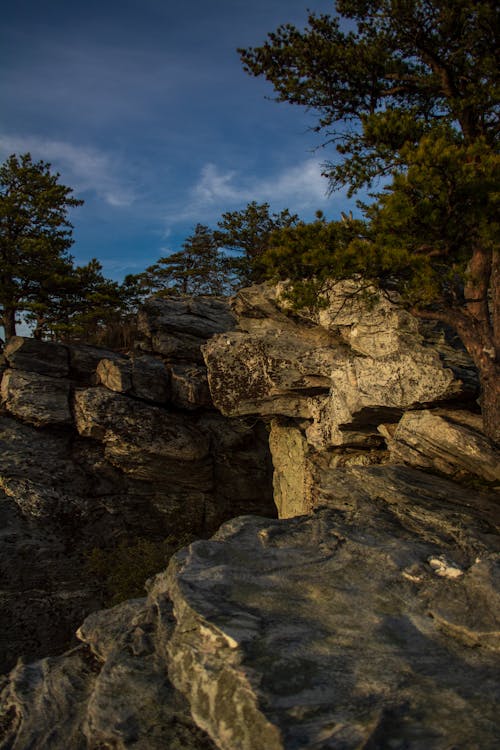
[203,284,478,449]
[0,599,216,750]
[138,296,236,363]
[73,387,212,487]
[1,369,72,426]
[164,466,500,750]
[381,409,500,485]
[3,466,498,749]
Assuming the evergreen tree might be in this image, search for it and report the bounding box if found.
[0,153,83,339]
[242,1,499,441]
[240,0,498,193]
[215,202,298,283]
[144,224,230,296]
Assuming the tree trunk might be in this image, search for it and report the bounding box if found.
[413,306,499,445]
[2,307,17,340]
[478,361,500,446]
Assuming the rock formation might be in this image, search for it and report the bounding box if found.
[1,283,499,749]
[0,297,274,673]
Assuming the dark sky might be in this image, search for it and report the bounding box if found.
[1,0,353,279]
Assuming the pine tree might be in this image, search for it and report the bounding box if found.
[0,153,83,339]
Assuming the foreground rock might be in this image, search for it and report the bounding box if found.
[2,466,499,749]
[0,600,216,750]
[165,466,500,750]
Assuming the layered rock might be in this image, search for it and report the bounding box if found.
[381,409,500,486]
[203,283,495,506]
[203,283,479,450]
[2,466,499,749]
[1,283,499,749]
[0,299,274,673]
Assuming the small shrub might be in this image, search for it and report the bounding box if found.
[85,533,195,605]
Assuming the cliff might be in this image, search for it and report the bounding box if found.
[1,284,499,749]
[0,296,274,673]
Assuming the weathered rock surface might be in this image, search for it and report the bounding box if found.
[164,471,500,749]
[382,410,500,485]
[203,284,479,448]
[1,282,498,749]
[2,466,499,749]
[74,387,212,486]
[1,369,72,426]
[0,302,274,673]
[4,336,69,377]
[0,599,216,750]
[138,296,236,364]
[96,354,169,403]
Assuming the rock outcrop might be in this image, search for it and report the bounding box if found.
[0,298,274,673]
[1,283,499,749]
[204,283,496,513]
[2,467,498,749]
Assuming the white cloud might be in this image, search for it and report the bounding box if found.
[0,133,136,208]
[193,164,245,204]
[178,157,337,225]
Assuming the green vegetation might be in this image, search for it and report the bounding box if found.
[0,153,83,339]
[0,153,141,345]
[0,155,298,344]
[214,202,298,284]
[86,533,195,605]
[241,1,499,442]
[139,223,234,297]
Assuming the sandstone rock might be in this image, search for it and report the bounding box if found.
[4,336,69,377]
[164,466,500,750]
[96,355,132,393]
[1,369,72,426]
[73,387,212,486]
[383,409,500,485]
[269,419,387,518]
[138,296,235,363]
[203,331,334,419]
[269,419,310,518]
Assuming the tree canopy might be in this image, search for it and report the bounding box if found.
[215,202,298,283]
[241,1,499,442]
[0,153,83,339]
[240,0,499,193]
[140,224,232,298]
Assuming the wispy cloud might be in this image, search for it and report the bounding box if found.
[0,133,137,208]
[178,157,339,224]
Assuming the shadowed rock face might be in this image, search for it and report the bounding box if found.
[0,599,217,750]
[0,300,274,673]
[2,466,498,750]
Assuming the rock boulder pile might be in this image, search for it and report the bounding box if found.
[0,297,274,673]
[1,283,499,749]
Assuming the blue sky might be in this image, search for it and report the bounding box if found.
[1,0,353,282]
